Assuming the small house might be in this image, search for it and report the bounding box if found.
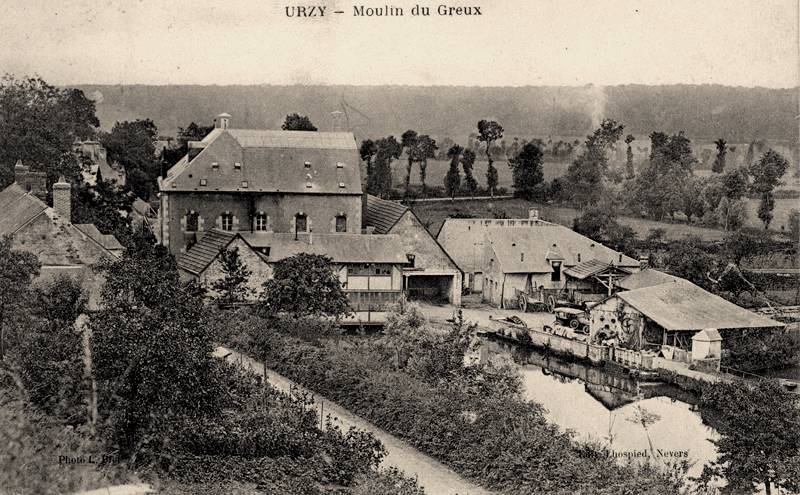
[363,195,462,306]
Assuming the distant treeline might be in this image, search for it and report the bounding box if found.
[77,84,798,143]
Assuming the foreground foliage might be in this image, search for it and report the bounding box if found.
[219,307,684,495]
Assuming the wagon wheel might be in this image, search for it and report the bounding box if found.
[519,295,528,313]
[547,296,556,313]
[570,318,580,329]
[582,324,590,334]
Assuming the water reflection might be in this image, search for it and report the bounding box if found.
[478,337,718,478]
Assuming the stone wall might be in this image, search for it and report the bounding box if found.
[164,192,362,255]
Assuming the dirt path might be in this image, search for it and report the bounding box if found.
[214,346,493,495]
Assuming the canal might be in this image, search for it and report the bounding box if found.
[477,337,719,479]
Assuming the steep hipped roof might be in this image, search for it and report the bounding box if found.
[0,183,48,235]
[617,268,683,290]
[487,225,639,273]
[616,281,784,331]
[177,229,237,275]
[364,195,409,234]
[564,259,631,280]
[161,128,362,194]
[239,232,409,264]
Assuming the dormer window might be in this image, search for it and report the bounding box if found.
[339,182,346,189]
[234,162,242,169]
[200,179,207,186]
[336,162,345,168]
[212,162,219,169]
[241,181,248,188]
[306,182,312,189]
[304,161,311,168]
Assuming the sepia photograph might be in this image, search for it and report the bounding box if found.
[0,1,798,493]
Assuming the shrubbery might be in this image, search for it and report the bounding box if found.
[219,307,684,495]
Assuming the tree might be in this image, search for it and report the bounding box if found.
[477,120,504,197]
[624,134,636,179]
[715,196,749,231]
[461,149,478,197]
[0,237,41,359]
[444,144,463,199]
[415,135,437,193]
[99,119,159,200]
[509,142,545,200]
[400,130,418,197]
[211,246,253,304]
[712,138,727,173]
[722,168,749,199]
[0,75,99,189]
[71,175,135,249]
[260,253,352,319]
[697,379,800,495]
[563,119,624,207]
[757,192,775,229]
[366,137,401,198]
[681,176,705,223]
[161,121,215,167]
[282,113,317,131]
[92,246,219,459]
[359,139,378,179]
[788,209,800,241]
[663,237,718,289]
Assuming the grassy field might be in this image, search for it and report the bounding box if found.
[399,159,798,232]
[411,197,731,242]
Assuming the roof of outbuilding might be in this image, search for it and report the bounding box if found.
[177,229,237,275]
[615,281,784,331]
[617,269,683,290]
[0,183,48,235]
[74,224,125,251]
[161,128,362,194]
[564,259,631,280]
[487,225,640,273]
[364,195,409,234]
[239,232,409,264]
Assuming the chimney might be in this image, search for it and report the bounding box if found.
[214,112,231,130]
[639,256,650,269]
[365,226,375,234]
[528,208,539,220]
[331,111,344,132]
[308,228,313,245]
[53,177,71,222]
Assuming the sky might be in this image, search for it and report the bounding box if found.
[0,0,797,87]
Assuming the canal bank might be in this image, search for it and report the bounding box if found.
[477,338,719,480]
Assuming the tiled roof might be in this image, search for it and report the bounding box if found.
[564,259,631,280]
[364,195,409,234]
[161,128,362,194]
[74,224,125,251]
[0,183,48,235]
[487,225,640,273]
[617,269,683,290]
[239,232,410,264]
[616,281,784,331]
[177,229,237,275]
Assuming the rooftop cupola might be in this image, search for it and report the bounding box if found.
[214,112,231,130]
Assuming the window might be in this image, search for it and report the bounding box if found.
[295,213,307,232]
[520,253,525,262]
[350,264,392,276]
[335,214,347,233]
[551,261,562,282]
[304,161,311,169]
[255,212,268,231]
[185,212,199,232]
[199,178,207,186]
[221,212,234,231]
[241,180,248,188]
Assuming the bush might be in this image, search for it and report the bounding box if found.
[221,312,682,495]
